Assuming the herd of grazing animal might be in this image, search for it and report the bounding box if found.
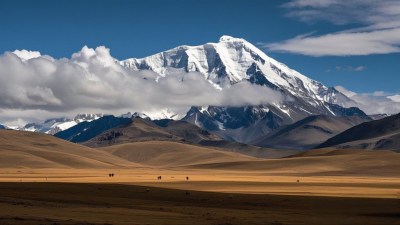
[102,173,298,198]
[157,176,189,181]
[107,174,190,181]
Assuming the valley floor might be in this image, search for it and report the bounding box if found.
[0,167,399,225]
[0,168,399,199]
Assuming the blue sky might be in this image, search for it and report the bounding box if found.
[0,0,399,94]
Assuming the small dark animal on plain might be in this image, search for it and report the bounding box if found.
[157,176,162,180]
[186,176,189,180]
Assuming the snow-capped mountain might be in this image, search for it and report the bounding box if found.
[122,110,183,120]
[121,112,151,119]
[17,113,103,135]
[122,36,352,105]
[20,117,72,134]
[73,113,104,123]
[121,35,366,143]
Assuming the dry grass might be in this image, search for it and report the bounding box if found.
[0,130,400,224]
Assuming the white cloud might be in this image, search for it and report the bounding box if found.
[282,0,400,26]
[12,50,41,61]
[335,86,357,98]
[328,65,366,72]
[335,86,400,114]
[0,46,284,124]
[264,0,400,56]
[266,28,400,56]
[354,66,365,71]
[283,0,337,9]
[388,94,400,102]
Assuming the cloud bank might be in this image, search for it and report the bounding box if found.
[0,46,283,125]
[264,0,400,56]
[335,86,400,115]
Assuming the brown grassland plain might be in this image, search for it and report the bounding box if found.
[0,130,399,225]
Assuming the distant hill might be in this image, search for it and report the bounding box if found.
[84,118,182,147]
[0,130,136,168]
[76,117,293,158]
[100,141,256,167]
[1,129,399,178]
[252,115,369,150]
[152,119,221,143]
[317,113,400,151]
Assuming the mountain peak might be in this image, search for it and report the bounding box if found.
[219,35,244,43]
[120,36,355,118]
[74,113,104,122]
